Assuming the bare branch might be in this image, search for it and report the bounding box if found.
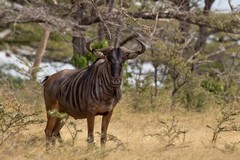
[0,29,12,39]
[150,12,159,37]
[127,10,240,34]
[89,0,112,39]
[228,0,234,12]
[1,5,240,35]
[0,7,87,36]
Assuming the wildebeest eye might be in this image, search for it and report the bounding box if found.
[122,56,127,62]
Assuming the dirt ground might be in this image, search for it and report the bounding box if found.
[1,102,240,160]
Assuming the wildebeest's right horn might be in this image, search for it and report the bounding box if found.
[120,38,146,59]
[86,37,113,58]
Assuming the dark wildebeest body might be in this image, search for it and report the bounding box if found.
[42,37,145,145]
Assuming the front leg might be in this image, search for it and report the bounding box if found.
[87,111,95,143]
[101,110,113,145]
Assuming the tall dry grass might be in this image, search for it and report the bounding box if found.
[1,81,240,160]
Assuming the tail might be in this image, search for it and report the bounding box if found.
[42,76,49,85]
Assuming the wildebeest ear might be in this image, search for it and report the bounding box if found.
[92,47,114,59]
[92,51,106,59]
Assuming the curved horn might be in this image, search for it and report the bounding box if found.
[86,37,98,53]
[120,38,146,59]
[86,37,114,58]
[134,38,146,54]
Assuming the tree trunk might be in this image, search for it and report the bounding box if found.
[153,62,159,97]
[71,0,97,68]
[31,28,50,80]
[97,0,114,41]
[195,0,215,47]
[192,0,215,71]
[71,0,88,58]
[173,0,191,44]
[106,0,114,12]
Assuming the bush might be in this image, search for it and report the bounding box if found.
[0,95,43,145]
[71,40,108,68]
[71,54,88,68]
[174,77,208,112]
[201,77,224,95]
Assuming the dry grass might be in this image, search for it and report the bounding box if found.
[1,85,240,160]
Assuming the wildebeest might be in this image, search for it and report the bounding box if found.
[42,37,146,145]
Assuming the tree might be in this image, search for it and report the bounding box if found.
[31,26,51,80]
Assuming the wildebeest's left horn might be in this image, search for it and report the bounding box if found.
[120,38,146,59]
[86,37,113,58]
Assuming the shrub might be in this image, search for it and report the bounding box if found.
[207,107,240,145]
[201,77,224,95]
[174,77,208,112]
[0,95,43,145]
[145,116,188,148]
[71,40,108,68]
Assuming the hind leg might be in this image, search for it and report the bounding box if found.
[45,114,58,145]
[44,101,62,145]
[52,115,69,143]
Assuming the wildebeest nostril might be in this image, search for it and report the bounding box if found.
[111,77,121,85]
